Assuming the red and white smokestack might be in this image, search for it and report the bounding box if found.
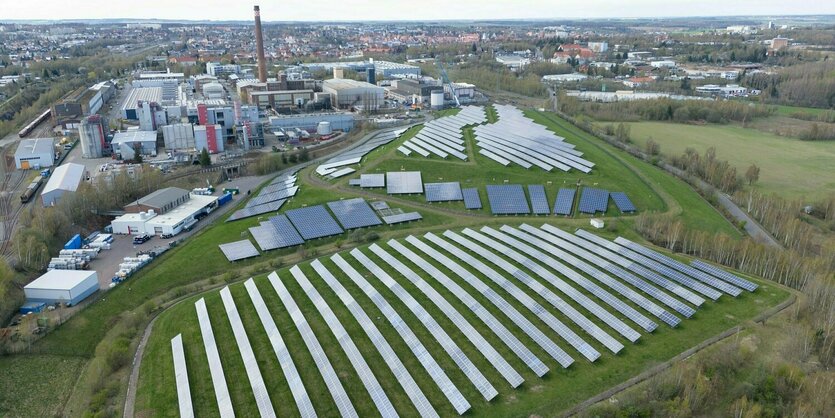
[254,5,267,83]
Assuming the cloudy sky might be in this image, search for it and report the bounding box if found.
[3,0,834,21]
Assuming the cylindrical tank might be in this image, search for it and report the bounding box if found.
[430,91,445,110]
[317,121,332,135]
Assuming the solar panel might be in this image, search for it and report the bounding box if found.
[439,231,599,362]
[327,198,382,229]
[268,272,358,417]
[227,199,286,222]
[424,182,463,202]
[311,260,447,417]
[406,236,572,368]
[245,187,299,208]
[370,201,389,211]
[329,167,356,179]
[460,228,624,355]
[365,244,525,388]
[381,212,422,225]
[218,240,260,261]
[289,266,398,417]
[690,260,758,292]
[286,205,344,240]
[244,279,316,418]
[462,188,482,209]
[219,287,276,417]
[360,174,385,188]
[397,146,412,156]
[610,192,636,213]
[554,188,575,215]
[578,188,609,214]
[527,185,550,215]
[486,184,530,215]
[524,224,681,331]
[348,179,362,186]
[386,171,423,194]
[195,299,234,418]
[267,214,305,248]
[345,251,499,399]
[170,334,194,418]
[249,224,282,251]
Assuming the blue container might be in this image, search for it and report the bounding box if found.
[217,192,233,206]
[20,302,46,314]
[64,234,82,250]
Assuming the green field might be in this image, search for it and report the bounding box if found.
[623,121,835,199]
[0,354,86,417]
[134,225,789,417]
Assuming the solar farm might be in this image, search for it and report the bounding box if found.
[142,224,776,417]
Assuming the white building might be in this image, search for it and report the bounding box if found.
[24,270,99,305]
[41,163,85,207]
[650,60,676,68]
[695,84,748,97]
[588,42,609,53]
[202,82,225,99]
[162,123,195,150]
[495,54,530,70]
[14,138,55,169]
[111,131,158,160]
[322,78,385,111]
[206,62,241,77]
[111,194,218,236]
[194,124,224,153]
[542,73,588,83]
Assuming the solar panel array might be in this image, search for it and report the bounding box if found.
[227,199,287,222]
[578,187,610,214]
[229,173,299,222]
[382,212,423,224]
[286,205,344,240]
[527,185,550,215]
[327,198,382,229]
[386,171,423,194]
[401,106,486,160]
[554,188,576,215]
[177,224,759,417]
[424,182,463,202]
[359,173,385,188]
[473,104,594,172]
[462,188,482,209]
[610,192,636,213]
[486,184,530,215]
[317,129,402,175]
[370,201,389,210]
[218,240,260,261]
[249,214,305,251]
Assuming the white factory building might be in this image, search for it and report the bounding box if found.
[194,124,225,153]
[162,123,196,150]
[14,137,55,169]
[206,62,241,77]
[322,78,385,111]
[41,163,86,207]
[111,193,219,236]
[24,270,99,305]
[111,130,158,160]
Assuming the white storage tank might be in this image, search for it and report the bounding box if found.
[317,121,332,135]
[430,91,445,110]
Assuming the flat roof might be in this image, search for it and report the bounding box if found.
[15,137,54,157]
[145,194,218,227]
[129,187,190,209]
[42,163,85,194]
[113,212,156,222]
[323,78,383,91]
[122,87,163,111]
[112,130,158,144]
[25,270,96,291]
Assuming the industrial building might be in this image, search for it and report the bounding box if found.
[323,78,385,111]
[111,130,158,160]
[206,62,241,77]
[162,123,195,150]
[41,163,86,207]
[202,82,225,99]
[121,87,163,119]
[14,138,55,169]
[269,112,354,133]
[137,71,185,84]
[302,59,421,78]
[249,89,314,109]
[51,81,116,128]
[79,115,109,158]
[24,270,99,305]
[124,187,191,214]
[188,103,235,141]
[237,76,319,104]
[388,78,443,104]
[112,193,219,236]
[194,124,225,153]
[235,121,265,150]
[136,101,167,131]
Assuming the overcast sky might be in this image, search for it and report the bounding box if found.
[3,0,834,21]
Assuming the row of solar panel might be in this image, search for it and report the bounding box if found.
[180,224,756,416]
[578,188,636,214]
[401,106,486,159]
[228,173,299,222]
[316,129,402,176]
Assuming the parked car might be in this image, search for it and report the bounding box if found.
[132,234,151,245]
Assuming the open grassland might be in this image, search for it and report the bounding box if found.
[623,122,835,199]
[135,224,789,417]
[0,354,86,417]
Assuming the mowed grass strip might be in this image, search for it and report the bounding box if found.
[135,225,789,417]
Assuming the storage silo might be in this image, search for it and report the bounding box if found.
[430,91,445,110]
[317,121,333,135]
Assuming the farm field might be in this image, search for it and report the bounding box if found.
[0,354,86,417]
[135,223,789,417]
[622,121,835,199]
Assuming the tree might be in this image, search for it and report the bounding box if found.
[645,139,660,156]
[199,148,211,166]
[615,122,631,142]
[132,143,143,164]
[745,164,760,185]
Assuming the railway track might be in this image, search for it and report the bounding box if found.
[0,153,27,260]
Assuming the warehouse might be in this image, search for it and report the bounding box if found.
[121,87,163,119]
[249,89,314,109]
[144,194,218,236]
[162,123,195,150]
[269,112,354,132]
[41,163,85,207]
[124,187,191,214]
[14,138,55,169]
[111,130,158,160]
[24,270,99,306]
[110,211,157,235]
[323,78,385,111]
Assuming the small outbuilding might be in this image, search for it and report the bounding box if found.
[24,270,99,306]
[590,218,605,229]
[14,138,55,169]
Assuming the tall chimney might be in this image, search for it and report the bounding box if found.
[254,5,267,82]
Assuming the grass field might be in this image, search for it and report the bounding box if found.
[134,224,789,417]
[0,354,86,417]
[622,121,835,199]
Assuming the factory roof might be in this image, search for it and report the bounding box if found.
[15,138,54,157]
[323,78,383,91]
[25,270,96,291]
[111,130,158,145]
[129,187,190,210]
[121,87,163,111]
[250,89,314,95]
[42,163,85,195]
[139,72,185,80]
[145,194,218,227]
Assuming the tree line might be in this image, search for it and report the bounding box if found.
[559,96,774,124]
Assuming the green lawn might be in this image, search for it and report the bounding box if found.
[0,354,86,417]
[135,224,789,417]
[771,104,835,117]
[623,121,835,199]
